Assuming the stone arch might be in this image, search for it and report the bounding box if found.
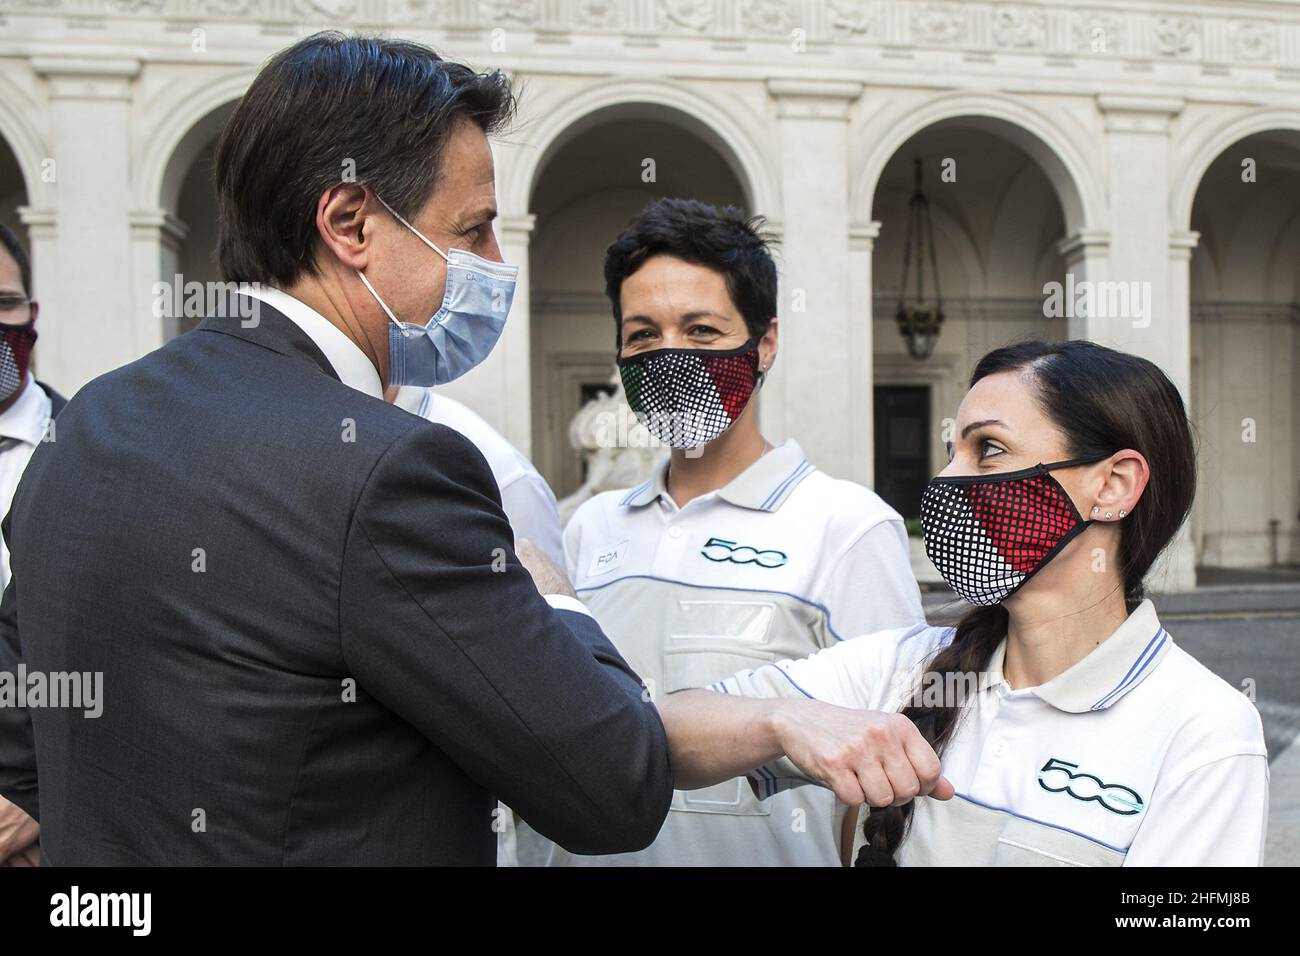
[0,74,54,209]
[504,77,779,220]
[853,90,1105,237]
[1171,107,1300,232]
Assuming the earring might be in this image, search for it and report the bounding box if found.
[1091,506,1100,515]
[1118,509,1127,518]
[1105,512,1113,519]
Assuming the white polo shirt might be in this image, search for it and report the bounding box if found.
[519,438,925,866]
[391,387,564,566]
[712,599,1270,866]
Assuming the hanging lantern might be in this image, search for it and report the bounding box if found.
[894,157,945,360]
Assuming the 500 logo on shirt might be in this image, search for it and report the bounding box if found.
[1037,757,1145,815]
[700,536,788,569]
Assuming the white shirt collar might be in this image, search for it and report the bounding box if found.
[0,372,51,447]
[236,284,383,400]
[391,385,433,417]
[620,439,814,512]
[984,599,1170,714]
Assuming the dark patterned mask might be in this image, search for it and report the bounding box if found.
[0,320,36,401]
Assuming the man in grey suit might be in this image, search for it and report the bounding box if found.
[0,32,672,865]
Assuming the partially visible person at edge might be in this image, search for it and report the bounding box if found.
[657,340,1269,866]
[517,197,925,867]
[0,224,65,868]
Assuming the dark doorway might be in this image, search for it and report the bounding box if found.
[874,385,931,520]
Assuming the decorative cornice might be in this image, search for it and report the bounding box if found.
[16,205,55,239]
[1,3,1297,72]
[1168,229,1201,260]
[850,219,882,250]
[31,55,140,100]
[1190,301,1300,325]
[498,213,537,240]
[768,78,864,120]
[129,207,188,246]
[1056,229,1110,260]
[1097,93,1186,132]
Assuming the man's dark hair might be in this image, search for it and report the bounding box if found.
[214,31,516,286]
[0,224,31,297]
[603,198,778,345]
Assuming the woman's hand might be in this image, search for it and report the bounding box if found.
[771,699,954,807]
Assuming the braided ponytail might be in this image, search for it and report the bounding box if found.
[856,604,1006,865]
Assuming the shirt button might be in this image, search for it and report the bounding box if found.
[668,527,683,539]
[992,742,1008,758]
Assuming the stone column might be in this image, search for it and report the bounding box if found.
[31,56,140,393]
[1094,96,1188,393]
[1163,228,1202,591]
[1058,230,1111,337]
[848,220,880,487]
[17,205,57,381]
[129,208,189,347]
[767,79,863,479]
[1094,95,1195,590]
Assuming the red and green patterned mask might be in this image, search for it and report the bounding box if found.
[617,337,761,449]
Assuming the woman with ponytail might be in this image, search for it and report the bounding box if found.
[659,340,1270,866]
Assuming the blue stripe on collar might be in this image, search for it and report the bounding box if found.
[1089,627,1167,711]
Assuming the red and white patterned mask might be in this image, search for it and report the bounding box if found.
[920,457,1104,606]
[0,319,36,401]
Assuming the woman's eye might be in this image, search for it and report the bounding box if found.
[980,440,1006,459]
[689,325,720,336]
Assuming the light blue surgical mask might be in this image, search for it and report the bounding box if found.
[356,194,518,388]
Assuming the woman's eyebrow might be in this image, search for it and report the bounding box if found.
[960,418,1005,440]
[678,310,731,323]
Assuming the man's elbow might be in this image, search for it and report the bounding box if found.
[568,712,674,855]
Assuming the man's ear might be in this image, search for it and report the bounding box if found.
[1092,450,1150,522]
[314,183,373,272]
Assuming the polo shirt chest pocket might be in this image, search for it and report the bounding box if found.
[991,816,1127,867]
[663,600,778,817]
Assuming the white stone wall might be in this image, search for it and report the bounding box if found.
[1,0,1298,579]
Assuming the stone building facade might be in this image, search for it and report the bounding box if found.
[2,0,1299,588]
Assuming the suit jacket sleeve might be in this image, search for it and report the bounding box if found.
[338,422,673,856]
[0,509,38,821]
